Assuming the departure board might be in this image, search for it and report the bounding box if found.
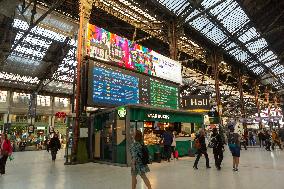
[88,61,179,109]
[92,67,139,105]
[150,79,179,109]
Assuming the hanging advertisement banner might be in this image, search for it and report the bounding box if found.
[150,51,182,84]
[86,23,182,84]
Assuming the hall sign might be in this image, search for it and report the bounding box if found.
[147,113,170,120]
[183,95,210,110]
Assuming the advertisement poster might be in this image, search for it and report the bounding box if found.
[86,23,182,84]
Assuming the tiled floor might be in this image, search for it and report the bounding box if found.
[1,147,284,189]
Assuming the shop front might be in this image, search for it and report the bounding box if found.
[91,104,204,166]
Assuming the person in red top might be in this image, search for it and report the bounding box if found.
[0,133,13,175]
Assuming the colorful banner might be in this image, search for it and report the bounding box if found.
[86,23,182,84]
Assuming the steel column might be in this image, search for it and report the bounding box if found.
[237,68,246,129]
[254,80,261,129]
[73,0,93,162]
[211,50,222,122]
[168,21,178,60]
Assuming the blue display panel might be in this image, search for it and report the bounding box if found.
[92,67,139,105]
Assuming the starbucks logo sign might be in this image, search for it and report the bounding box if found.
[117,107,127,118]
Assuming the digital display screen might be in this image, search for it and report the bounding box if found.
[92,67,139,105]
[88,61,179,109]
[150,79,179,109]
[86,24,182,84]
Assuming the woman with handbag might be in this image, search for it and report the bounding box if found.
[0,133,13,175]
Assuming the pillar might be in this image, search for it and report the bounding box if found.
[73,0,93,162]
[254,80,261,129]
[168,21,178,60]
[237,68,246,129]
[265,87,271,129]
[274,95,280,129]
[211,50,222,122]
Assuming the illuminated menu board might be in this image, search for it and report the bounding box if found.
[92,66,139,105]
[88,61,179,109]
[150,79,179,109]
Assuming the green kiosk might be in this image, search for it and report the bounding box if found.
[91,104,204,166]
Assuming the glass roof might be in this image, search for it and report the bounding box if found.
[157,0,284,88]
[1,7,77,95]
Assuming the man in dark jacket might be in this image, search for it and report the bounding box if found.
[211,128,224,170]
[161,128,173,162]
[193,129,211,169]
[48,134,61,161]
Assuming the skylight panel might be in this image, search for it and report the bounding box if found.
[221,6,249,33]
[190,16,212,31]
[251,66,264,75]
[204,26,227,44]
[201,0,219,9]
[258,50,275,62]
[246,38,268,54]
[238,27,259,43]
[209,0,234,17]
[271,64,284,74]
[265,60,279,67]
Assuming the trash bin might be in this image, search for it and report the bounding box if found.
[154,152,161,163]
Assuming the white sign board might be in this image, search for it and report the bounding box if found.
[80,128,88,138]
[151,51,182,84]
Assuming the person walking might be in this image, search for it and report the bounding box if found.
[161,128,173,162]
[228,128,241,172]
[48,134,61,161]
[0,133,13,175]
[130,130,152,189]
[171,131,178,160]
[258,131,265,148]
[271,130,282,150]
[211,128,224,170]
[264,130,271,151]
[193,129,211,170]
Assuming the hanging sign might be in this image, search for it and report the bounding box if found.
[183,95,210,110]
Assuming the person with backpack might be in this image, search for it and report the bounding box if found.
[193,129,211,170]
[210,128,224,170]
[0,133,13,175]
[228,127,241,172]
[130,130,152,189]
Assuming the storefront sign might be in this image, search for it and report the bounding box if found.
[55,112,67,118]
[28,125,34,133]
[117,106,127,118]
[183,95,210,110]
[147,113,170,120]
[86,24,182,84]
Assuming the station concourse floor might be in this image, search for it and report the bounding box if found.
[0,147,283,189]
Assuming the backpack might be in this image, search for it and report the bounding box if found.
[141,144,150,165]
[194,137,201,149]
[208,136,217,148]
[228,133,236,148]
